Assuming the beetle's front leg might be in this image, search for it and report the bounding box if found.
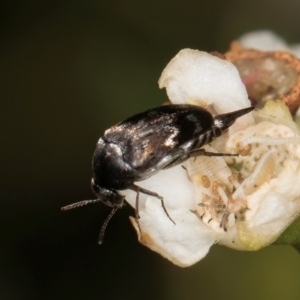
[129,184,176,225]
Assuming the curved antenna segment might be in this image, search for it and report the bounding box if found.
[98,207,119,245]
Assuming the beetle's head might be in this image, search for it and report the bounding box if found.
[91,178,125,208]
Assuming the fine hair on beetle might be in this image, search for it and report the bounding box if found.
[61,104,254,244]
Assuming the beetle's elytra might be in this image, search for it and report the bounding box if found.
[62,104,254,243]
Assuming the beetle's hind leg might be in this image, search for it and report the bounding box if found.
[129,184,176,225]
[188,148,238,158]
[163,148,238,170]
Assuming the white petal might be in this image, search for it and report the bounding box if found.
[239,30,289,51]
[158,49,250,113]
[130,197,220,267]
[238,30,300,58]
[123,165,195,210]
[289,44,300,58]
[238,159,300,247]
[122,166,220,266]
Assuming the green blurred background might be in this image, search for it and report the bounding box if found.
[1,0,300,299]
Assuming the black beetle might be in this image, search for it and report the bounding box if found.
[62,104,253,243]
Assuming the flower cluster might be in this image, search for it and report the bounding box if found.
[123,33,300,267]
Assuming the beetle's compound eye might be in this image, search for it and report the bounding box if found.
[91,178,125,208]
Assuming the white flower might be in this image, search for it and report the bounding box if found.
[238,30,300,58]
[123,49,300,267]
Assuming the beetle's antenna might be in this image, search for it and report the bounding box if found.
[98,207,119,245]
[61,199,102,211]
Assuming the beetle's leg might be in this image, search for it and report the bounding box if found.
[135,188,140,219]
[162,152,190,170]
[162,151,214,170]
[132,188,143,233]
[219,209,230,232]
[163,148,238,170]
[188,148,238,158]
[129,184,176,225]
[61,199,102,211]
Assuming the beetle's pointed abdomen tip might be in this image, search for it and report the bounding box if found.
[214,106,254,131]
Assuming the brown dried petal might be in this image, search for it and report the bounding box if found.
[209,51,226,60]
[226,44,300,115]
